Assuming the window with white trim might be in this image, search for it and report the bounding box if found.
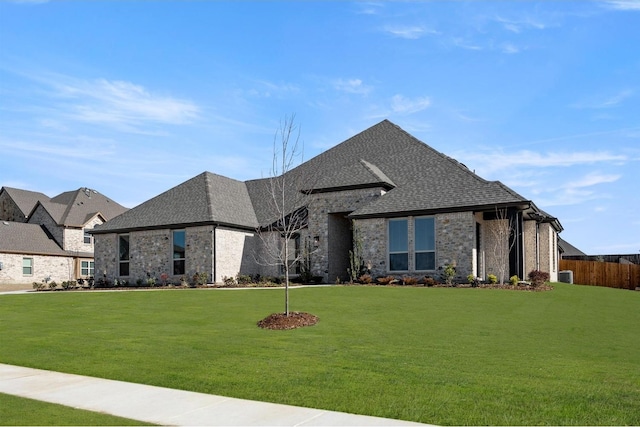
[81,260,95,277]
[23,257,33,276]
[83,229,92,244]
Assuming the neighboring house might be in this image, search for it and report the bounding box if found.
[0,187,127,284]
[91,120,563,284]
[558,237,587,258]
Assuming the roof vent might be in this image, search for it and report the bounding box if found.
[2,221,9,226]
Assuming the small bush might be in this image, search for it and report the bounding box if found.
[423,276,438,287]
[48,281,58,290]
[222,276,237,287]
[376,276,395,286]
[358,274,373,284]
[160,273,169,286]
[442,264,456,286]
[510,275,520,286]
[193,272,208,286]
[32,282,45,291]
[146,277,156,287]
[236,274,253,285]
[528,270,550,288]
[61,280,76,290]
[487,274,498,284]
[402,276,418,286]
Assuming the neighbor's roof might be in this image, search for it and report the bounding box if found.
[558,237,587,256]
[92,172,259,233]
[0,187,49,220]
[0,221,68,256]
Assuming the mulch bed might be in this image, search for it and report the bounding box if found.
[257,311,319,330]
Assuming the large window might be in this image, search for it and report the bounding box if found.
[388,217,436,272]
[22,258,33,276]
[389,219,408,271]
[415,217,435,270]
[172,230,185,275]
[118,234,130,276]
[81,260,95,277]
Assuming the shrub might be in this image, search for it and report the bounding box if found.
[48,281,58,290]
[160,273,169,286]
[528,270,550,288]
[222,276,237,287]
[442,264,456,286]
[61,280,76,290]
[376,276,395,286]
[423,276,438,287]
[193,272,208,286]
[146,277,156,287]
[487,274,498,284]
[358,274,373,284]
[510,275,520,286]
[402,276,419,286]
[136,278,144,287]
[32,282,45,291]
[236,274,253,285]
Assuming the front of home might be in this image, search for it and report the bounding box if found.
[91,120,562,285]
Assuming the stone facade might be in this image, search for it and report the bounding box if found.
[63,215,104,253]
[0,252,74,284]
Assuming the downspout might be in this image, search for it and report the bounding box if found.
[535,221,540,271]
[212,226,217,284]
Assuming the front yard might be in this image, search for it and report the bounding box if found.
[0,283,638,425]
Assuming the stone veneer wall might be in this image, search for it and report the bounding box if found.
[482,218,510,283]
[436,212,475,281]
[214,226,260,282]
[523,220,537,277]
[0,252,74,284]
[63,216,104,253]
[307,188,386,282]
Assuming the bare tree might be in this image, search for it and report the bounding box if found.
[488,207,516,285]
[256,115,313,316]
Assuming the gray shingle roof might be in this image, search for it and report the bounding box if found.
[95,120,546,232]
[46,188,128,226]
[0,221,68,256]
[0,187,49,220]
[93,172,258,233]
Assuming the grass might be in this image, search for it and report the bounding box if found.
[0,392,154,425]
[0,283,638,425]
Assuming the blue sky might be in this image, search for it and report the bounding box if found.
[1,1,638,255]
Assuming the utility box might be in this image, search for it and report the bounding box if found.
[558,270,573,284]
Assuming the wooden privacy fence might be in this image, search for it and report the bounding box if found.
[559,259,640,290]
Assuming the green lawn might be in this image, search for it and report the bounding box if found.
[1,284,638,426]
[0,392,153,425]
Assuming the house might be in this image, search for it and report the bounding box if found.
[0,187,128,284]
[91,120,563,284]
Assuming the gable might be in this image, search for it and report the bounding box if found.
[0,221,67,256]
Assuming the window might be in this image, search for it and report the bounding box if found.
[415,217,435,270]
[22,258,33,276]
[389,219,408,271]
[172,230,185,275]
[81,260,94,276]
[119,234,130,276]
[83,229,92,244]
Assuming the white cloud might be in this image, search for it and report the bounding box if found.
[390,94,431,114]
[493,16,547,33]
[52,78,199,127]
[333,78,372,95]
[383,25,438,39]
[501,43,520,54]
[460,150,627,168]
[572,89,634,109]
[601,0,640,11]
[564,172,621,189]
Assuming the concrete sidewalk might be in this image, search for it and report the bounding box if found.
[0,363,427,426]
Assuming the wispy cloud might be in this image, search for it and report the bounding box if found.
[572,89,634,109]
[383,25,438,39]
[564,172,621,189]
[390,94,431,114]
[333,78,372,95]
[459,150,628,168]
[600,0,640,11]
[246,79,300,98]
[493,16,547,33]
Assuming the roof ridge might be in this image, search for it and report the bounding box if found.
[203,172,216,221]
